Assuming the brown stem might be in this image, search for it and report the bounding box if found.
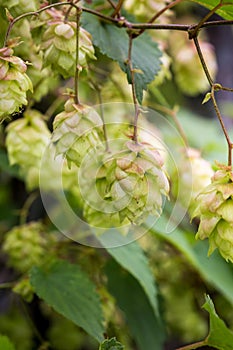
[89,78,110,152]
[153,104,188,148]
[127,33,140,143]
[111,0,124,18]
[4,2,74,46]
[136,0,184,37]
[211,86,232,167]
[107,0,117,10]
[74,7,82,105]
[193,36,213,86]
[4,1,233,46]
[188,1,224,39]
[176,340,208,350]
[0,282,15,289]
[20,192,38,225]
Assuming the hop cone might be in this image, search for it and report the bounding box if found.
[170,33,217,96]
[0,47,33,121]
[193,168,233,263]
[2,0,38,15]
[3,222,52,273]
[172,148,213,214]
[83,140,169,226]
[52,98,104,167]
[41,12,95,78]
[6,109,51,189]
[13,278,34,302]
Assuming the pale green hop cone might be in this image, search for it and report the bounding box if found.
[193,167,233,263]
[41,12,96,78]
[3,222,55,273]
[0,47,33,121]
[172,148,214,215]
[52,98,104,167]
[83,140,169,227]
[6,109,51,189]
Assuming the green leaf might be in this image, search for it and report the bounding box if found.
[0,335,15,350]
[98,232,159,316]
[202,92,211,104]
[203,295,233,350]
[191,0,233,20]
[82,13,162,103]
[99,337,124,350]
[30,260,105,342]
[106,260,165,350]
[148,214,233,305]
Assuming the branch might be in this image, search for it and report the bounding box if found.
[135,0,184,37]
[193,37,213,86]
[5,1,233,46]
[176,340,208,350]
[211,86,232,167]
[127,33,140,143]
[153,104,189,148]
[188,1,224,39]
[4,2,73,46]
[111,0,124,18]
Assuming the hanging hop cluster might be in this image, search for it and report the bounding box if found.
[3,222,55,273]
[83,140,169,226]
[41,9,96,78]
[0,47,33,121]
[52,98,104,167]
[172,148,214,214]
[192,167,233,263]
[6,110,51,189]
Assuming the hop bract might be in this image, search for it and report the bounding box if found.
[193,168,233,263]
[52,98,104,167]
[83,140,169,226]
[0,47,33,121]
[6,109,51,189]
[41,11,95,78]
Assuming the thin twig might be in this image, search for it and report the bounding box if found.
[74,7,82,104]
[176,340,207,350]
[136,0,184,37]
[111,0,124,18]
[153,103,188,148]
[211,87,232,167]
[127,33,140,143]
[4,1,233,46]
[0,282,15,289]
[4,2,73,46]
[193,36,213,86]
[188,0,224,39]
[107,0,117,10]
[20,192,38,225]
[89,78,110,152]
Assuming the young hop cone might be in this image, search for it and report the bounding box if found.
[0,47,33,121]
[172,148,214,214]
[3,222,54,273]
[84,140,169,226]
[192,167,233,263]
[6,109,51,189]
[41,11,96,78]
[52,98,104,167]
